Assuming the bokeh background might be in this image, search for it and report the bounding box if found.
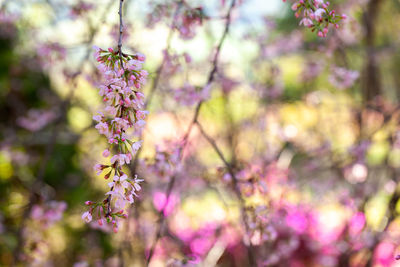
[1,0,400,266]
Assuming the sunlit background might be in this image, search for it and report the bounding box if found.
[1,0,400,266]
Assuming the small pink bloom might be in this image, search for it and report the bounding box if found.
[93,115,102,122]
[299,18,313,27]
[95,122,109,136]
[136,110,149,120]
[94,164,105,175]
[82,211,92,223]
[102,149,110,157]
[131,141,142,156]
[314,8,326,21]
[136,52,146,61]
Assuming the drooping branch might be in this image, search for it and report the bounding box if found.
[196,121,256,266]
[130,1,184,173]
[145,0,238,265]
[182,0,236,144]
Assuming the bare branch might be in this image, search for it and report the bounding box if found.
[196,121,256,266]
[146,0,239,265]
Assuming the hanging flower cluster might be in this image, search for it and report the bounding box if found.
[284,0,346,37]
[82,46,148,232]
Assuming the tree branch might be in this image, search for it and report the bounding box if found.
[196,121,256,266]
[145,0,238,265]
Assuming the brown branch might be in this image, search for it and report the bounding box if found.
[145,174,177,265]
[182,0,236,143]
[145,0,237,265]
[118,0,125,70]
[196,121,256,266]
[130,1,184,172]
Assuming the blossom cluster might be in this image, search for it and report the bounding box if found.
[36,42,66,68]
[285,0,346,37]
[146,143,182,181]
[82,46,148,232]
[22,201,67,264]
[146,2,205,40]
[175,6,205,40]
[17,108,58,132]
[328,65,359,89]
[174,83,210,107]
[31,201,67,228]
[247,203,368,266]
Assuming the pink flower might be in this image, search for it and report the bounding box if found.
[136,110,149,120]
[108,174,129,192]
[93,114,102,122]
[95,122,109,136]
[94,164,105,175]
[299,18,313,27]
[313,8,325,21]
[136,52,146,61]
[136,92,145,106]
[102,149,110,157]
[131,141,142,156]
[82,211,92,223]
[132,175,143,191]
[329,66,359,89]
[110,154,131,166]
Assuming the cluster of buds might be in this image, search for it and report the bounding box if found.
[82,46,148,232]
[285,0,346,37]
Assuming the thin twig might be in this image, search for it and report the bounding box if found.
[181,0,236,144]
[146,0,237,265]
[196,121,256,266]
[118,0,125,70]
[130,1,183,172]
[105,0,126,221]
